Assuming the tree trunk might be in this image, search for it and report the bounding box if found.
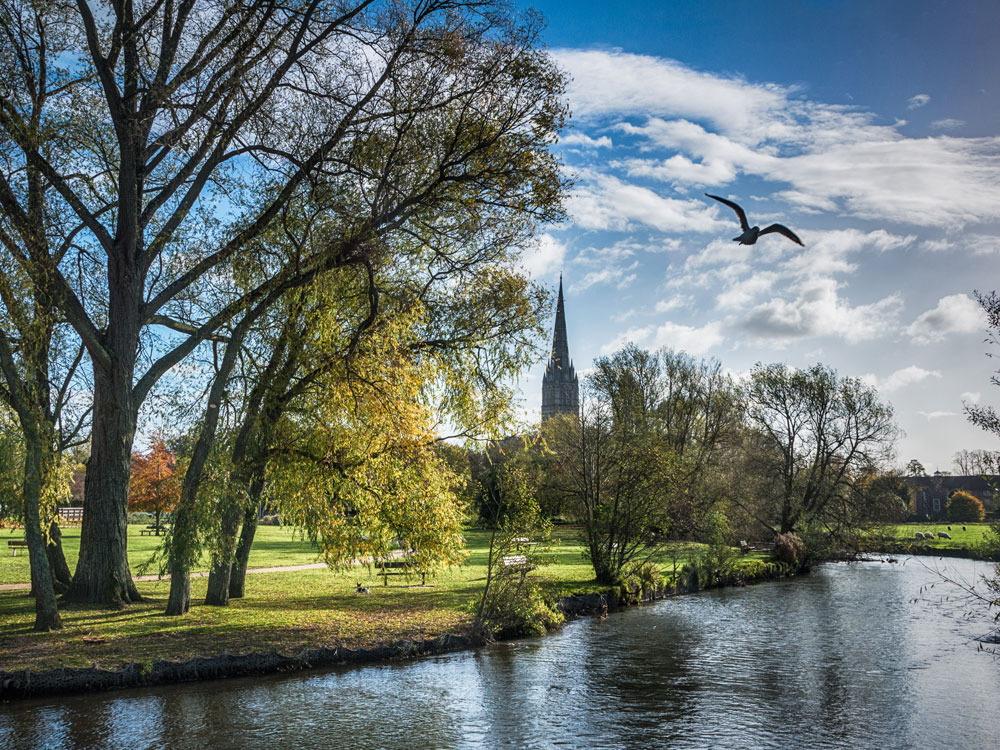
[64,363,141,606]
[165,552,191,615]
[165,317,249,615]
[229,504,259,599]
[204,507,242,606]
[165,500,195,615]
[22,429,61,630]
[45,521,73,593]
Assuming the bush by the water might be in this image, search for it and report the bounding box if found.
[773,533,806,566]
[127,512,156,524]
[947,491,985,523]
[621,560,662,601]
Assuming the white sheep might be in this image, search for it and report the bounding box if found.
[914,532,925,540]
[938,531,952,540]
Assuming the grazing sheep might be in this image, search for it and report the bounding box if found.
[963,525,968,531]
[948,525,952,531]
[915,532,925,540]
[938,531,952,540]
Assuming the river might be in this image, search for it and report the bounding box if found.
[3,558,999,749]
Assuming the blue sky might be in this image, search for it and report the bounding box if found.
[513,0,1000,471]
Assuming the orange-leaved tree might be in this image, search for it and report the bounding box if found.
[129,440,181,535]
[947,490,986,523]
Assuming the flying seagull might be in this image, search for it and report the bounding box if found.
[705,194,804,247]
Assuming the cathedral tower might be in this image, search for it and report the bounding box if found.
[541,276,579,420]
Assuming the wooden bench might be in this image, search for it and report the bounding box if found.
[58,507,83,525]
[8,540,28,556]
[139,525,168,536]
[375,559,426,586]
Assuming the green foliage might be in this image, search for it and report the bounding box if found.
[701,511,739,576]
[622,560,662,601]
[947,490,986,522]
[473,463,556,639]
[742,363,899,537]
[0,409,24,523]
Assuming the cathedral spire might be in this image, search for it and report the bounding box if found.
[541,274,579,421]
[550,274,571,373]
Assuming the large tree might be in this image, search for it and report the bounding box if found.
[739,363,899,536]
[0,0,565,606]
[544,346,674,585]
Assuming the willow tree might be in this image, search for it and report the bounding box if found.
[0,0,564,606]
[0,2,92,627]
[167,181,552,613]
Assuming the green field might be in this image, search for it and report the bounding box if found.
[0,524,324,586]
[0,527,750,672]
[876,522,995,552]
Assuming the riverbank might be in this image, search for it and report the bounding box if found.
[0,529,799,702]
[0,565,803,702]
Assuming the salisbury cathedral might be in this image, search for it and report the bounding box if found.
[541,276,580,420]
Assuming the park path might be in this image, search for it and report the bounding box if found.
[0,550,408,592]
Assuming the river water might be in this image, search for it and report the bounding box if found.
[3,558,999,749]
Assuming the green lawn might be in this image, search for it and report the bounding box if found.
[0,526,737,672]
[876,522,995,552]
[0,524,324,586]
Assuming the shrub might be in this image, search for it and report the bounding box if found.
[259,514,282,526]
[702,511,738,576]
[623,561,662,601]
[773,532,806,566]
[947,490,985,523]
[127,512,156,525]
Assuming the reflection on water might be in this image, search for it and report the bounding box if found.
[3,559,999,749]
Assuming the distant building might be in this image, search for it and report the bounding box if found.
[541,276,579,421]
[904,474,999,519]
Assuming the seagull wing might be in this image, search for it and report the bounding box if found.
[759,223,804,246]
[705,193,749,231]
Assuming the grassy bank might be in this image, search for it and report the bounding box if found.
[0,527,772,673]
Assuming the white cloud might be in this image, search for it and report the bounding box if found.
[651,320,724,355]
[600,325,653,354]
[560,132,613,149]
[917,410,960,420]
[554,49,789,142]
[741,278,903,343]
[555,50,1000,229]
[862,366,942,393]
[921,234,1000,254]
[907,293,985,344]
[566,171,725,233]
[780,229,914,279]
[521,233,566,279]
[655,296,688,313]
[961,391,981,404]
[715,272,778,310]
[571,260,640,292]
[908,94,931,109]
[931,118,965,131]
